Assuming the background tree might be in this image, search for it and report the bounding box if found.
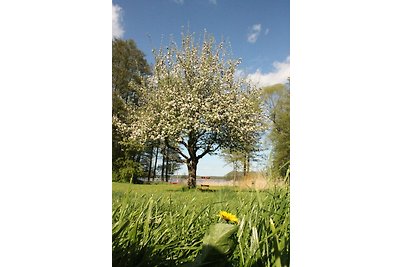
[261,83,290,179]
[112,38,151,183]
[220,149,243,183]
[112,38,151,102]
[220,140,262,180]
[157,141,183,182]
[117,33,263,188]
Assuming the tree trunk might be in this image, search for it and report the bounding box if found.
[243,155,247,177]
[165,147,169,182]
[153,146,159,181]
[246,153,250,173]
[187,159,197,189]
[161,148,165,182]
[147,146,153,182]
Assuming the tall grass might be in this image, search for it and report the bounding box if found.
[112,183,289,266]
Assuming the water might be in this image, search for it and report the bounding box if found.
[138,177,234,186]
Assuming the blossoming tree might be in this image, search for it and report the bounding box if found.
[114,33,263,188]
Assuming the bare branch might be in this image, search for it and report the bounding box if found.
[196,143,221,160]
[167,143,189,160]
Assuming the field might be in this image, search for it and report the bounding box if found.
[112,182,290,267]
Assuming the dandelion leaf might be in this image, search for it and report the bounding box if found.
[191,223,238,266]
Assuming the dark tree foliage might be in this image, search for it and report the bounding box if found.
[112,38,150,182]
[112,38,150,103]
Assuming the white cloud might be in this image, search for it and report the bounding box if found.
[112,4,124,39]
[209,0,217,5]
[264,28,270,35]
[247,24,262,43]
[246,56,290,87]
[173,0,184,4]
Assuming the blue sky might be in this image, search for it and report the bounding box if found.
[112,0,290,176]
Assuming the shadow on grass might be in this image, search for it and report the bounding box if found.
[183,245,231,267]
[197,188,217,192]
[113,243,233,267]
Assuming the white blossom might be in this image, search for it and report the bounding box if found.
[114,33,264,186]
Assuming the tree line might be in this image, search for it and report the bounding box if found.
[112,38,182,183]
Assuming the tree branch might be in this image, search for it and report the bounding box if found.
[179,140,188,149]
[167,143,189,161]
[196,143,221,160]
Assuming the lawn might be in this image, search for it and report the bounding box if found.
[112,182,289,267]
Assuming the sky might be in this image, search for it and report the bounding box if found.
[112,0,290,176]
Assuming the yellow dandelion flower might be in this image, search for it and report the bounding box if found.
[219,210,239,224]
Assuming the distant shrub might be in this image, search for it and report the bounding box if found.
[113,158,144,183]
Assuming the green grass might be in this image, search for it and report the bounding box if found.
[112,182,289,267]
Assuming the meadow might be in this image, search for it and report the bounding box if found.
[112,182,289,267]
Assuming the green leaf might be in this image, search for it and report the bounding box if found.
[191,223,238,266]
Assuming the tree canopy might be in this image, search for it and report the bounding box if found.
[112,38,151,182]
[114,33,263,188]
[261,82,290,178]
[112,38,151,104]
